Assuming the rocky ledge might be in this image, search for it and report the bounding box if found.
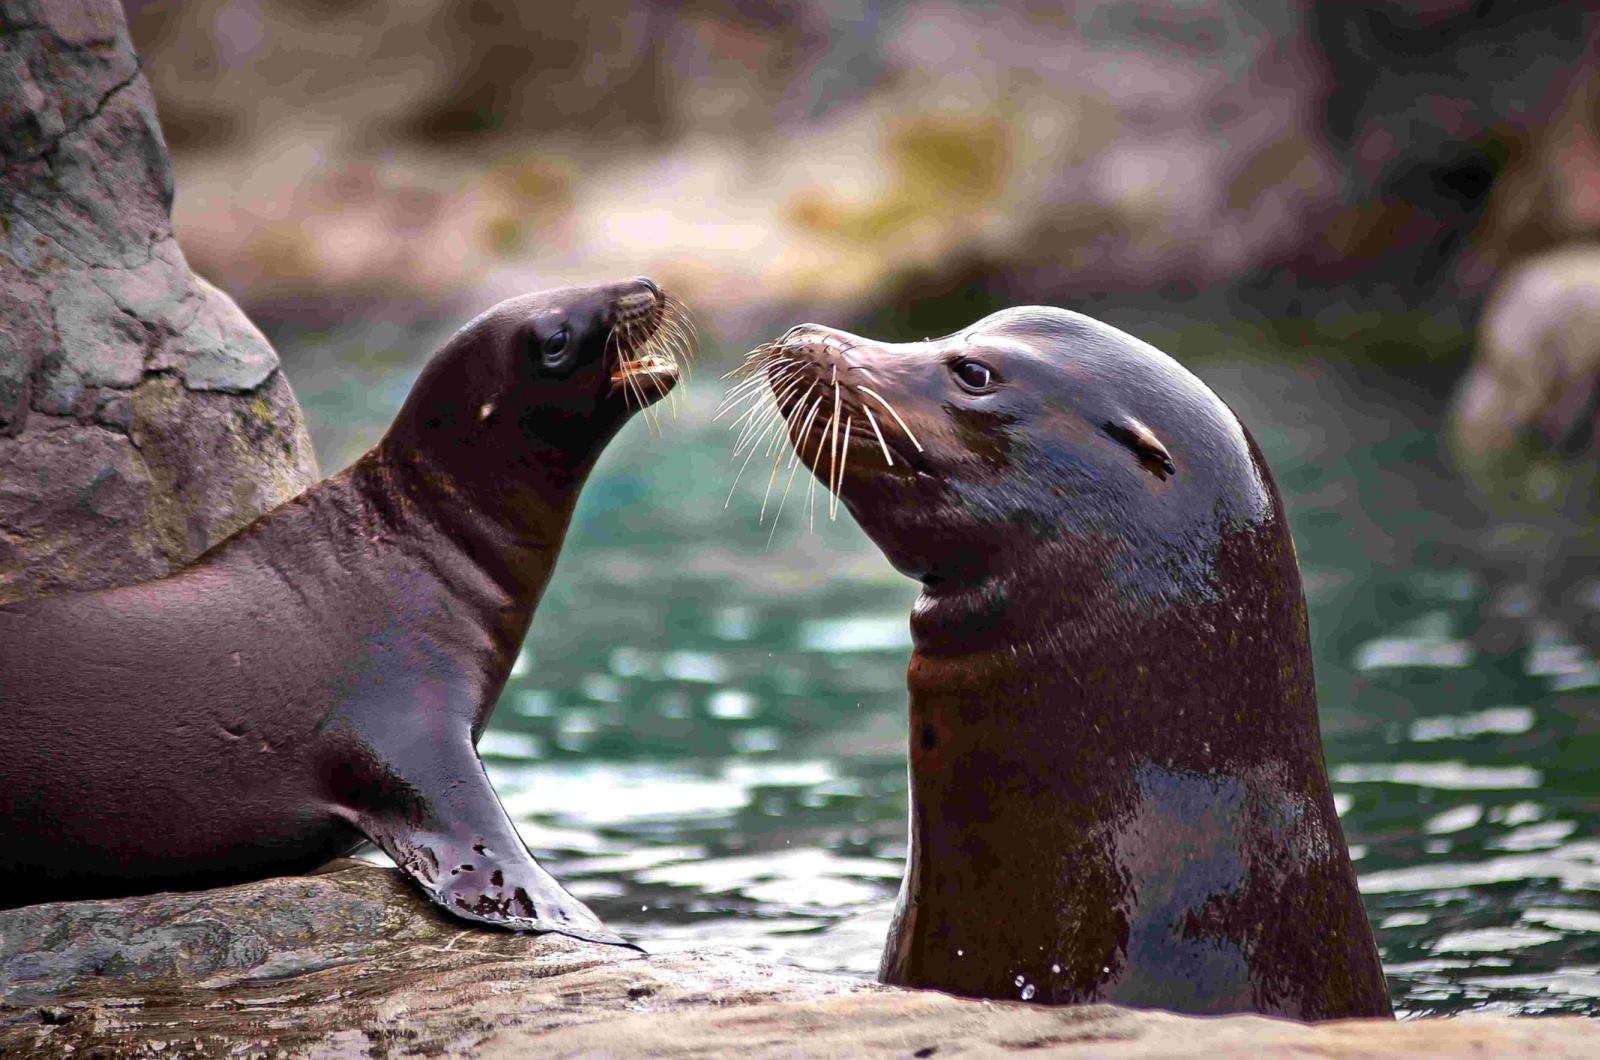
[0,864,1595,1059]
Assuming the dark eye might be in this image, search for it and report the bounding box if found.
[952,360,996,392]
[543,329,569,358]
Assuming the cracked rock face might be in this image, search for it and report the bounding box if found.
[0,0,317,603]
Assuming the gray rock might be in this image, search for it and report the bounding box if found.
[0,0,318,603]
[1450,245,1600,474]
[2,864,1599,1059]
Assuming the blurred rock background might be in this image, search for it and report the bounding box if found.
[120,0,1597,343]
[115,0,1600,630]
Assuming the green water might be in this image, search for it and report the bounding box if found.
[283,313,1600,1018]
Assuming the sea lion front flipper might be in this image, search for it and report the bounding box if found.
[334,737,637,950]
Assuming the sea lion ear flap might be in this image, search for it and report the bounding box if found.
[1103,417,1176,481]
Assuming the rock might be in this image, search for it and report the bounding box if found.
[0,0,318,604]
[1448,245,1600,481]
[2,864,1598,1058]
[1306,2,1599,309]
[1443,245,1600,652]
[122,0,1343,327]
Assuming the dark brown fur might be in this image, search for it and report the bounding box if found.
[751,308,1391,1019]
[0,279,679,946]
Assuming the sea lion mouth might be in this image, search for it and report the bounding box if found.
[607,285,695,411]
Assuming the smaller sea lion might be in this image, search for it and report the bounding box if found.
[726,308,1392,1019]
[0,278,690,946]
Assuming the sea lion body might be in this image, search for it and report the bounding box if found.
[741,309,1390,1018]
[0,279,685,944]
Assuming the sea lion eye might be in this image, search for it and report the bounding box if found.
[952,360,996,392]
[544,329,569,357]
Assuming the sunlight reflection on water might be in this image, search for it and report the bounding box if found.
[290,331,1600,1016]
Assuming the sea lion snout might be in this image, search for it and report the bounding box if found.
[610,277,660,326]
[606,277,689,405]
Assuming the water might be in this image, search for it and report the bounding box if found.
[282,314,1600,1018]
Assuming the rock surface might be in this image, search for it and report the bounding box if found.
[0,0,318,604]
[1,864,1597,1059]
[1450,245,1600,473]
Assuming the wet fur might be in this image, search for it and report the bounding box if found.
[728,307,1391,1020]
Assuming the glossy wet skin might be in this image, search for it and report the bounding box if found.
[0,278,679,947]
[758,308,1391,1019]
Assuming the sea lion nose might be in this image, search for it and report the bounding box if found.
[634,276,660,300]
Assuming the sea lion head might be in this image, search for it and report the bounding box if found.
[733,309,1390,1019]
[383,277,690,484]
[741,307,1276,649]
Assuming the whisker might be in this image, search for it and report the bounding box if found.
[760,386,819,522]
[723,345,773,380]
[768,402,819,545]
[826,373,841,521]
[726,414,783,507]
[757,442,788,526]
[857,386,924,452]
[633,336,665,434]
[833,416,852,520]
[652,315,685,415]
[768,380,817,459]
[790,391,826,471]
[732,388,790,459]
[716,358,795,415]
[731,393,779,454]
[724,387,775,437]
[620,321,653,425]
[737,372,806,453]
[805,376,839,533]
[720,363,799,424]
[862,406,894,466]
[614,325,641,413]
[729,337,783,369]
[667,295,699,349]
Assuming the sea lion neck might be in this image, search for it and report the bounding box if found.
[360,277,681,607]
[365,435,596,611]
[906,517,1314,764]
[905,531,1118,659]
[889,513,1384,1018]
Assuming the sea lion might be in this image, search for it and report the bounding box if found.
[0,278,689,947]
[725,308,1392,1019]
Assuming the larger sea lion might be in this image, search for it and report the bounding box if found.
[727,308,1392,1019]
[0,278,688,946]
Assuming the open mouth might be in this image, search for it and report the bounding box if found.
[608,287,694,409]
[610,353,680,390]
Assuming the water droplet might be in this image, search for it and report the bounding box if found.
[1051,964,1061,974]
[1101,965,1111,974]
[1021,983,1036,1001]
[641,905,649,911]
[956,949,963,957]
[1014,975,1025,987]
